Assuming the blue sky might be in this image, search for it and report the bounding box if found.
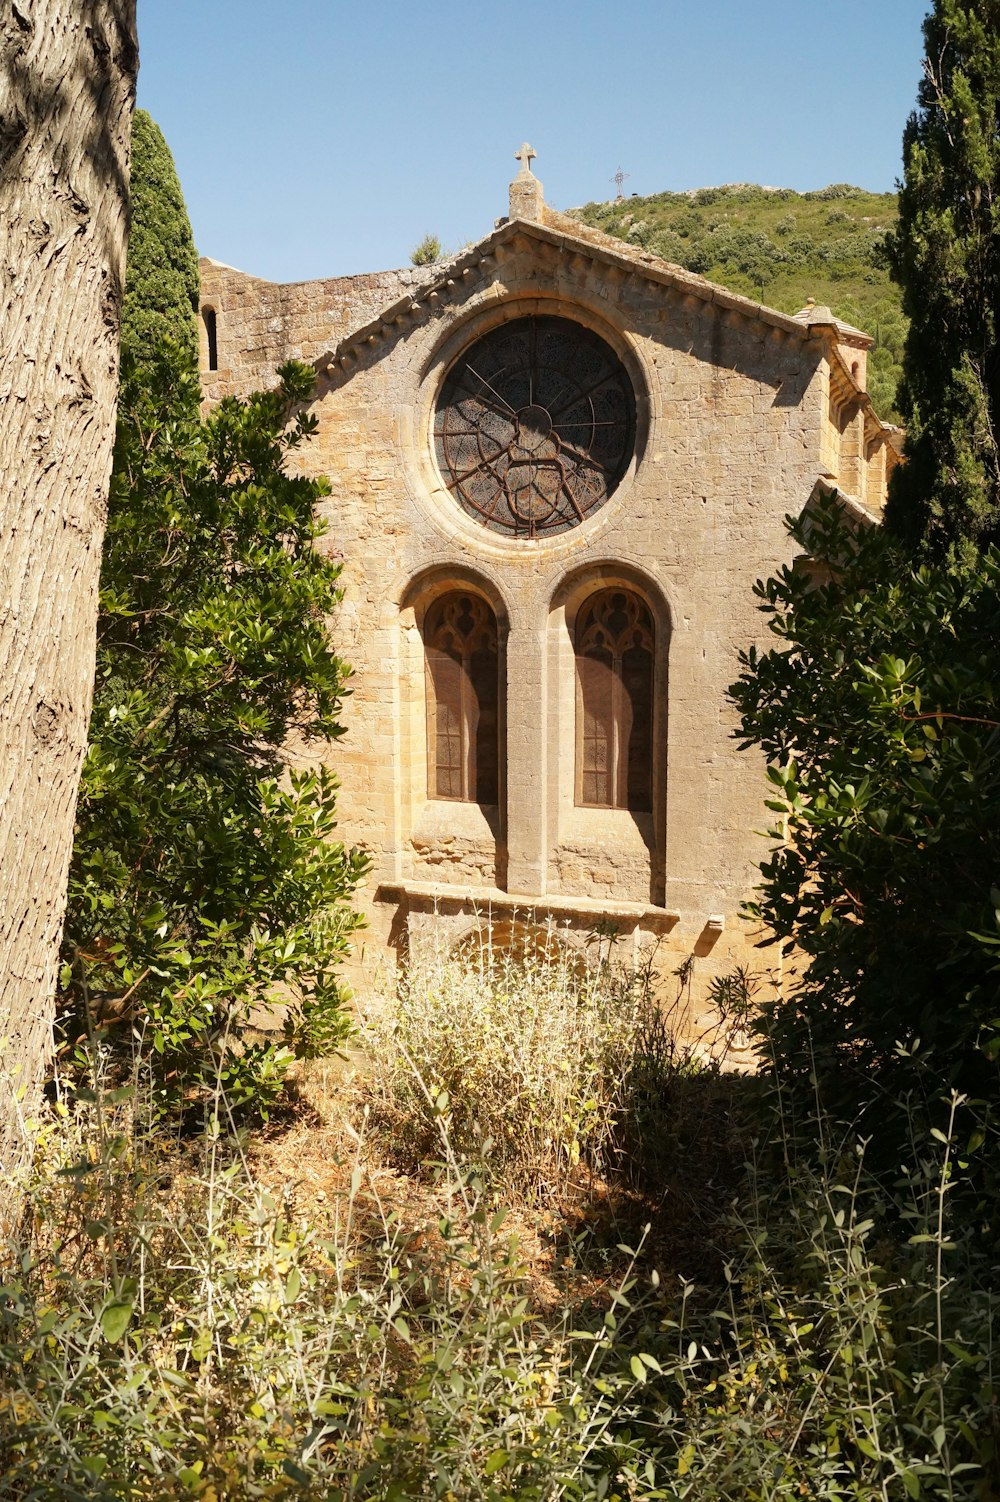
[137,0,929,284]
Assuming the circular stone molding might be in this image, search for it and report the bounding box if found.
[433,314,636,539]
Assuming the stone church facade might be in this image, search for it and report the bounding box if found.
[198,151,900,1016]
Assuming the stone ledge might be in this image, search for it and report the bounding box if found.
[375,880,680,930]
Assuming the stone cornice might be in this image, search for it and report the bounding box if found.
[824,335,903,453]
[314,213,820,377]
[375,879,681,930]
[812,477,883,529]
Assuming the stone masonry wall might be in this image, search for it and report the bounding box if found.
[199,259,429,404]
[198,217,866,1031]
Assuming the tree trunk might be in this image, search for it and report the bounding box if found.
[0,0,137,1214]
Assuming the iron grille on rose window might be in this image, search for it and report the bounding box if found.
[434,316,636,538]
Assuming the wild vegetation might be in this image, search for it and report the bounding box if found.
[410,233,444,266]
[2,940,997,1499]
[359,930,659,1200]
[5,2,1000,1495]
[570,184,905,418]
[56,120,367,1118]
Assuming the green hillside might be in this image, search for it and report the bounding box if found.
[569,184,904,420]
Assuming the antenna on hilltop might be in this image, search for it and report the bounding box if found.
[611,166,630,202]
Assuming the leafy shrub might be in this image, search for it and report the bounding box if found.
[359,926,655,1201]
[650,229,687,264]
[59,354,368,1118]
[730,492,1000,1176]
[821,231,888,265]
[671,210,703,239]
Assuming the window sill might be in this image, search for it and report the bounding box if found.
[375,878,679,929]
[560,803,656,853]
[411,798,501,846]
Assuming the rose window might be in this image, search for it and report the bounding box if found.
[433,315,636,538]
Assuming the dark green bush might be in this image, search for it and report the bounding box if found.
[60,354,368,1116]
[730,494,1000,1173]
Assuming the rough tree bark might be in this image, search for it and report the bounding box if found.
[0,0,137,1209]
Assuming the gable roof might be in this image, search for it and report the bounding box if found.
[316,206,830,379]
[313,200,900,460]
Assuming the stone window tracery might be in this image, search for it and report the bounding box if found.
[424,592,500,805]
[434,315,636,538]
[575,588,653,812]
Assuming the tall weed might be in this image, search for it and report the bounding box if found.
[660,1088,1000,1500]
[0,1048,662,1501]
[2,955,998,1500]
[359,927,653,1200]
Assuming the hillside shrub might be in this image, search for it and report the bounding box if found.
[808,183,860,200]
[651,229,686,264]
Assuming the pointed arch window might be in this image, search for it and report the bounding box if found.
[425,592,500,804]
[575,588,653,812]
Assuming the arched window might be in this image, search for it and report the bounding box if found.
[425,592,499,805]
[575,588,653,812]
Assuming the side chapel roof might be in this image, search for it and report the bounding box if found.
[791,302,871,344]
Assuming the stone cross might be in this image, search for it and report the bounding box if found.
[514,142,536,176]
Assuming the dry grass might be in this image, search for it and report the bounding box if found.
[4,940,994,1500]
[250,937,752,1310]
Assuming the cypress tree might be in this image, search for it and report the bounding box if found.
[121,110,199,369]
[61,117,367,1114]
[885,0,1000,564]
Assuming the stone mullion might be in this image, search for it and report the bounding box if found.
[503,620,547,897]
